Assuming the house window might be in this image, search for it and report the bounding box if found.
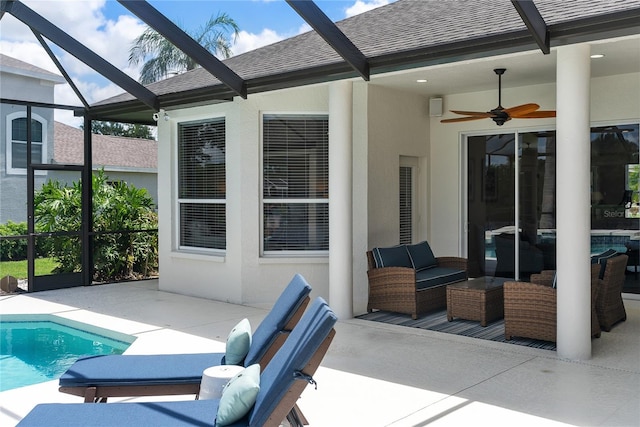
[177,118,226,251]
[399,166,413,245]
[262,114,329,254]
[6,112,46,174]
[399,156,418,245]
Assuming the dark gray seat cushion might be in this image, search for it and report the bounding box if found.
[415,267,466,290]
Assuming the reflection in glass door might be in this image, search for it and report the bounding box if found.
[467,132,556,281]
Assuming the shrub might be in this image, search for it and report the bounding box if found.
[0,221,28,261]
[34,170,158,282]
[0,221,49,261]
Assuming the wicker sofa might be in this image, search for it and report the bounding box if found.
[366,241,467,319]
[503,263,602,342]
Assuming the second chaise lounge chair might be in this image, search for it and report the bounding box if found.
[58,274,311,403]
[17,297,338,427]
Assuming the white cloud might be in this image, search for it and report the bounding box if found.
[232,29,284,56]
[1,0,146,109]
[345,0,391,17]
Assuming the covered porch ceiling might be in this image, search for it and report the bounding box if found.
[372,35,640,99]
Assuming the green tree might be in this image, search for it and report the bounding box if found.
[129,12,240,84]
[34,170,158,282]
[86,121,155,140]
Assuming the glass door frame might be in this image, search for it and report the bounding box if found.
[461,126,553,281]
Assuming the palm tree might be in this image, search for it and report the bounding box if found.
[129,12,240,84]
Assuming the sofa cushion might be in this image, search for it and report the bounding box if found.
[591,249,619,279]
[372,245,413,268]
[407,241,437,271]
[415,267,466,290]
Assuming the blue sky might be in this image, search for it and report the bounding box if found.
[0,0,394,125]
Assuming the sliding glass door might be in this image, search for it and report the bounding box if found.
[467,131,556,281]
[467,124,639,293]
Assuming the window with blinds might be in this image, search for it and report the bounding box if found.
[399,165,413,245]
[263,114,329,253]
[177,118,226,251]
[8,114,45,173]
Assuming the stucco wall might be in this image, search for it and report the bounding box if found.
[366,85,430,248]
[157,84,332,308]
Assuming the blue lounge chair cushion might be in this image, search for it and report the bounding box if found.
[59,352,224,387]
[17,399,223,427]
[225,319,252,366]
[244,274,311,365]
[249,297,336,426]
[216,364,260,426]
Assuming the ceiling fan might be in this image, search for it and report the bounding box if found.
[440,68,556,126]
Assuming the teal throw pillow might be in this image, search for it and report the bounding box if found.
[225,318,252,365]
[216,363,261,426]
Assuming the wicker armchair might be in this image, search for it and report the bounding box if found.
[503,264,601,342]
[366,251,467,319]
[596,254,628,331]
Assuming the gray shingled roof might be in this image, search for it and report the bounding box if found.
[93,0,640,108]
[0,53,66,83]
[53,121,157,170]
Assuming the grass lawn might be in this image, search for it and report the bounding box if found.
[0,258,58,279]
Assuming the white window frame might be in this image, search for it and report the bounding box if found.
[175,116,226,254]
[6,111,47,175]
[260,112,329,257]
[399,156,418,244]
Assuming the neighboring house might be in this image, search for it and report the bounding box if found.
[52,121,158,209]
[0,53,65,223]
[0,54,158,224]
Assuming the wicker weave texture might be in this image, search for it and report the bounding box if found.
[446,283,503,326]
[596,255,628,331]
[504,266,602,343]
[366,250,467,319]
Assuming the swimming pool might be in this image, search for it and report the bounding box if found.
[0,315,135,392]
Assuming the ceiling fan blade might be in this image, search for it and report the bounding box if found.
[504,103,539,116]
[440,116,488,123]
[515,110,557,118]
[449,110,493,117]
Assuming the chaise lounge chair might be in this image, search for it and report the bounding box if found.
[17,297,337,427]
[58,274,311,403]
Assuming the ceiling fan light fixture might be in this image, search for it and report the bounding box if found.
[440,68,556,126]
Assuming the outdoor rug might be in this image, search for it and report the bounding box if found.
[357,309,556,351]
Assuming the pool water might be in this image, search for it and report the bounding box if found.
[0,315,135,391]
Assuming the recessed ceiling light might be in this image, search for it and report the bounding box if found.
[416,79,428,83]
[590,54,605,59]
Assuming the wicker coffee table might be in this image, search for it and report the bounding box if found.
[446,277,506,326]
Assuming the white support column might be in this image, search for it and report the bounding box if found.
[329,81,354,319]
[556,43,592,360]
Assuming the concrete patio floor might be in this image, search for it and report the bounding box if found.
[1,279,639,427]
